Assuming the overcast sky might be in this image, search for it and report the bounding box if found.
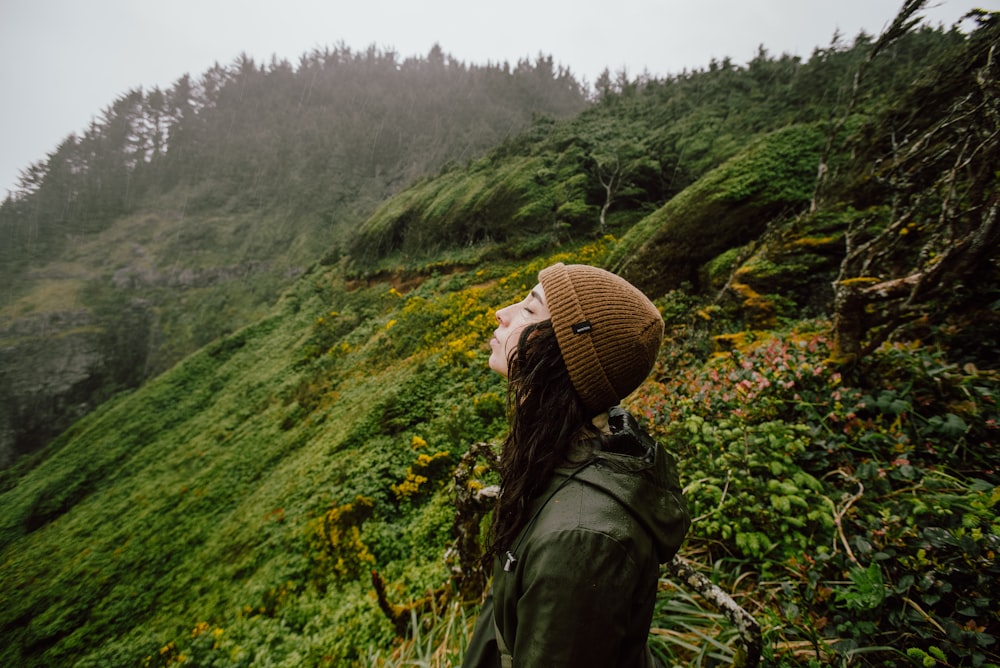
[0,0,989,197]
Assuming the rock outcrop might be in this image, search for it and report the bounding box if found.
[0,302,152,468]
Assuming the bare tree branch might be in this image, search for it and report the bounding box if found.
[665,555,763,667]
[830,14,1000,362]
[811,0,930,213]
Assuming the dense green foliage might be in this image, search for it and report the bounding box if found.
[350,24,958,268]
[1,7,998,668]
[635,323,999,665]
[0,247,597,666]
[0,44,589,461]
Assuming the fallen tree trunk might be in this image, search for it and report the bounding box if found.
[665,555,762,668]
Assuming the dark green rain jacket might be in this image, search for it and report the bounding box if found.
[462,408,690,667]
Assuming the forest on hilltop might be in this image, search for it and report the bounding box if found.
[0,4,998,667]
[0,43,588,466]
[1,43,586,266]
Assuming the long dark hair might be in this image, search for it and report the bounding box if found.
[487,320,595,561]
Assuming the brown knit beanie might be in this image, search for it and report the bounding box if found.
[538,262,664,413]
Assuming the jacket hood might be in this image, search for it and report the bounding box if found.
[561,407,689,563]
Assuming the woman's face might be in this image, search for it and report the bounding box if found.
[489,283,551,377]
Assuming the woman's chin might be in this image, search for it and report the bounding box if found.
[488,355,508,378]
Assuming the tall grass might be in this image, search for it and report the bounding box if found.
[365,600,472,668]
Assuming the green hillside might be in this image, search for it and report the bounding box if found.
[1,7,998,667]
[0,44,589,465]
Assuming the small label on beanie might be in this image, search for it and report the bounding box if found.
[571,320,593,334]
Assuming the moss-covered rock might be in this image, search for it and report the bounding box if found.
[607,124,824,296]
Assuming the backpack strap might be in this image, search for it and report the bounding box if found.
[494,616,513,668]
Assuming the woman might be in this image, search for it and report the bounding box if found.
[462,262,690,667]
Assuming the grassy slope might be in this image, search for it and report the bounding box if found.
[0,242,610,666]
[3,119,997,665]
[1,302,321,661]
[3,112,996,664]
[607,124,825,294]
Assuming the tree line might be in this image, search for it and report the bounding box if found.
[0,44,588,275]
[349,23,965,261]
